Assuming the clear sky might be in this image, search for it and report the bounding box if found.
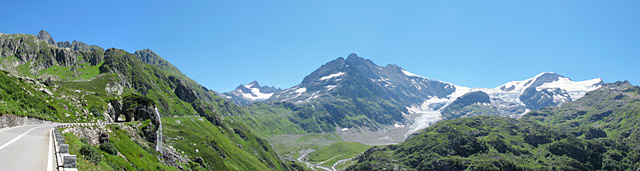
[2,0,638,92]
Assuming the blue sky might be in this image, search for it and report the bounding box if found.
[2,1,638,92]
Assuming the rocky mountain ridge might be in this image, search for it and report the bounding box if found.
[221,81,281,105]
[231,53,603,144]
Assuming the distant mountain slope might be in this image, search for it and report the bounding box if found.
[235,53,602,144]
[522,81,640,146]
[221,81,281,105]
[436,72,603,120]
[348,82,640,170]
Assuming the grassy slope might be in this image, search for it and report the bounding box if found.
[162,117,299,171]
[0,33,302,170]
[0,70,107,122]
[230,103,306,137]
[306,141,369,168]
[63,123,178,171]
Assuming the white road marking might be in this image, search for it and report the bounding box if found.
[47,128,54,171]
[0,125,44,150]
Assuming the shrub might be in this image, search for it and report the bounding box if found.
[79,145,102,164]
[99,143,118,155]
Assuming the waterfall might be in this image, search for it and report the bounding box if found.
[155,107,163,154]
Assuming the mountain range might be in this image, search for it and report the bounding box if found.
[224,53,603,143]
[221,81,281,105]
[347,81,640,170]
[2,30,635,171]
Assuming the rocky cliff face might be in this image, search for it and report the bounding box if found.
[169,75,198,103]
[107,94,161,143]
[0,30,102,74]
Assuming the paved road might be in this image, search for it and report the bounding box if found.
[0,124,58,171]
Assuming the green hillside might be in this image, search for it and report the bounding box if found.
[0,31,302,171]
[348,82,640,171]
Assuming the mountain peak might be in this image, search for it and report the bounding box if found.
[345,53,369,65]
[528,72,565,88]
[224,81,281,105]
[246,81,261,88]
[36,30,55,45]
[347,53,359,59]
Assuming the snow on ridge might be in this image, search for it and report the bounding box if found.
[239,87,273,101]
[401,70,421,77]
[319,72,345,81]
[536,77,602,100]
[448,85,472,99]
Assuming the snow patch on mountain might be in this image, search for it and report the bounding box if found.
[295,87,307,93]
[240,87,274,100]
[326,85,337,90]
[536,77,602,100]
[319,72,345,80]
[221,81,282,105]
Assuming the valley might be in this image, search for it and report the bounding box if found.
[222,54,610,170]
[0,30,636,171]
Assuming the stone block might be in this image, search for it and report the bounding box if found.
[59,144,69,153]
[57,138,65,145]
[63,154,76,168]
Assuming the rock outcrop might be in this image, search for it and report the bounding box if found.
[169,75,197,103]
[37,30,56,45]
[107,94,160,143]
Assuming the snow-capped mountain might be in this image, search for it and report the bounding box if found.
[228,53,603,143]
[405,72,603,136]
[270,53,456,105]
[221,81,281,105]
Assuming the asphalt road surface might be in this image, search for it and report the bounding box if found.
[0,124,58,171]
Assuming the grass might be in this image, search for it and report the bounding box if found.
[306,141,369,167]
[39,64,74,80]
[62,124,178,171]
[16,61,37,78]
[266,133,342,159]
[58,73,116,95]
[162,117,290,171]
[230,103,306,137]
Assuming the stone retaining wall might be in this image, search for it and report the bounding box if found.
[0,114,53,129]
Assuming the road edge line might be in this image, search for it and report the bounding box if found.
[47,128,54,171]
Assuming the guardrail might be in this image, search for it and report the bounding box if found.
[52,123,123,171]
[52,126,77,171]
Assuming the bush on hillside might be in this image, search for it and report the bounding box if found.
[79,145,102,164]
